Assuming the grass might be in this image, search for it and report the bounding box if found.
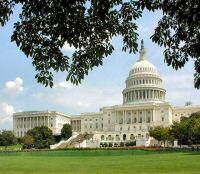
[0,144,22,151]
[0,149,199,174]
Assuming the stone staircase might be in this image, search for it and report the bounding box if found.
[50,133,93,149]
[66,133,94,148]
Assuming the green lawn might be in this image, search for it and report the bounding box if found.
[0,144,22,151]
[0,149,199,174]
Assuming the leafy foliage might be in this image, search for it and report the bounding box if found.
[0,0,200,88]
[0,130,17,146]
[21,135,34,149]
[149,126,172,147]
[171,112,200,146]
[61,124,72,140]
[27,126,55,149]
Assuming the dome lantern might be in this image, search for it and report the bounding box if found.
[139,39,148,61]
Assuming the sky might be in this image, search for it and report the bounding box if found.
[0,8,199,130]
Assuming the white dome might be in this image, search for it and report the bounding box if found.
[131,59,158,75]
[122,40,166,105]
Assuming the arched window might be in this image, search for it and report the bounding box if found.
[101,135,105,141]
[123,134,126,141]
[115,135,120,141]
[130,134,135,140]
[108,135,112,141]
[138,134,141,139]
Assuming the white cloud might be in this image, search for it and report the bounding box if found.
[163,74,193,90]
[62,42,75,52]
[56,81,73,89]
[0,102,15,129]
[163,74,200,106]
[33,85,122,113]
[5,77,24,94]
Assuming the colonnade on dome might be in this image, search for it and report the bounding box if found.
[123,89,165,103]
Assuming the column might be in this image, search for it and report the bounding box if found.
[140,90,141,100]
[144,110,146,123]
[22,117,24,136]
[149,90,152,99]
[141,90,143,100]
[124,111,126,124]
[47,116,49,127]
[135,90,137,100]
[131,111,133,124]
[152,109,155,122]
[29,117,31,129]
[145,90,147,100]
[133,91,136,101]
[131,91,133,102]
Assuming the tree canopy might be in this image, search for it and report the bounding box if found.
[170,112,200,146]
[149,126,171,146]
[1,0,200,88]
[61,124,72,140]
[0,130,17,147]
[21,135,34,149]
[27,126,55,149]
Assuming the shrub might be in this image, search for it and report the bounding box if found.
[108,143,113,147]
[114,143,118,147]
[120,142,124,147]
[103,143,108,147]
[129,141,136,146]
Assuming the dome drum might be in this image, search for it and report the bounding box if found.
[123,88,166,104]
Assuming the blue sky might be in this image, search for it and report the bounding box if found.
[0,9,199,130]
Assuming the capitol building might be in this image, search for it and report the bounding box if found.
[13,41,200,147]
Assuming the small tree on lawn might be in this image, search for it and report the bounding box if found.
[149,126,163,146]
[21,135,34,149]
[27,126,55,149]
[61,124,72,140]
[0,130,17,148]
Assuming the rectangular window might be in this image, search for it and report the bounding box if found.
[139,117,142,123]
